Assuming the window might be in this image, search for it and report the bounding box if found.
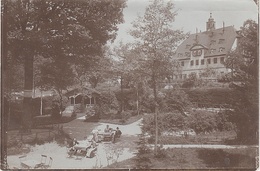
[181,61,184,66]
[201,59,204,65]
[220,57,225,63]
[183,74,187,79]
[219,39,225,44]
[179,74,182,79]
[214,58,218,64]
[196,60,199,65]
[207,58,211,64]
[190,60,194,66]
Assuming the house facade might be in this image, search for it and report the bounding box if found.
[173,13,239,80]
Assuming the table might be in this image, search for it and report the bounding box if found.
[21,159,41,169]
[74,140,91,151]
[98,131,115,141]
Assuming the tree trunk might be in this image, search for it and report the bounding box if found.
[40,89,43,115]
[2,2,8,167]
[136,87,139,115]
[152,70,158,156]
[22,54,34,132]
[120,75,124,112]
[58,90,63,115]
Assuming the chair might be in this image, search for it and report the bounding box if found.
[19,155,27,162]
[35,155,47,168]
[41,157,53,169]
[19,155,28,169]
[67,147,75,158]
[74,150,84,160]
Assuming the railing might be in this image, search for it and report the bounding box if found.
[192,103,233,112]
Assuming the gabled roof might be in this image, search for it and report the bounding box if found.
[65,87,100,97]
[174,26,238,59]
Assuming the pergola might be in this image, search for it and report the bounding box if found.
[65,87,100,106]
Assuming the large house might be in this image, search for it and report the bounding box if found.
[173,13,239,80]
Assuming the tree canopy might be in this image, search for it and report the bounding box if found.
[2,0,126,131]
[224,19,258,144]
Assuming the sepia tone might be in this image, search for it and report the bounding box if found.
[1,0,258,170]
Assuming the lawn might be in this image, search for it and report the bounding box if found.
[157,131,237,145]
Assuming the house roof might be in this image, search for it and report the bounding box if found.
[174,26,238,59]
[65,87,100,97]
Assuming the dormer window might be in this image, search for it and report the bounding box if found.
[219,47,225,52]
[192,49,202,57]
[210,49,216,54]
[219,39,225,44]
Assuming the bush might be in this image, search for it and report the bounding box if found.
[155,145,167,159]
[95,90,119,119]
[188,110,217,134]
[159,88,191,113]
[143,112,187,136]
[185,88,241,106]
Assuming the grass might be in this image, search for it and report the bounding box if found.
[107,147,258,169]
[157,131,237,145]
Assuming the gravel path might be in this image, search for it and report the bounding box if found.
[7,118,142,169]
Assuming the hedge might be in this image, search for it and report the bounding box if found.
[184,88,242,106]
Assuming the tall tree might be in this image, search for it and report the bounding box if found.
[224,19,258,143]
[3,0,126,131]
[129,0,187,154]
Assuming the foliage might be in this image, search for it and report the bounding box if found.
[182,72,207,88]
[223,19,258,144]
[185,88,241,106]
[95,90,119,119]
[3,0,127,130]
[215,111,235,132]
[159,88,191,113]
[134,132,152,169]
[129,0,187,104]
[143,112,187,136]
[187,110,217,134]
[188,110,235,134]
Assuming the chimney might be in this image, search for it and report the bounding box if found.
[223,22,225,33]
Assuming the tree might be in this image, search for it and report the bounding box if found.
[224,19,258,144]
[129,0,187,154]
[3,0,126,131]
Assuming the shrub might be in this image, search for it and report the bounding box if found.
[95,90,119,118]
[143,112,187,136]
[185,88,241,106]
[187,110,217,134]
[155,145,167,159]
[159,88,191,113]
[135,132,152,169]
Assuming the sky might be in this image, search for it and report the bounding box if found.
[112,0,258,46]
